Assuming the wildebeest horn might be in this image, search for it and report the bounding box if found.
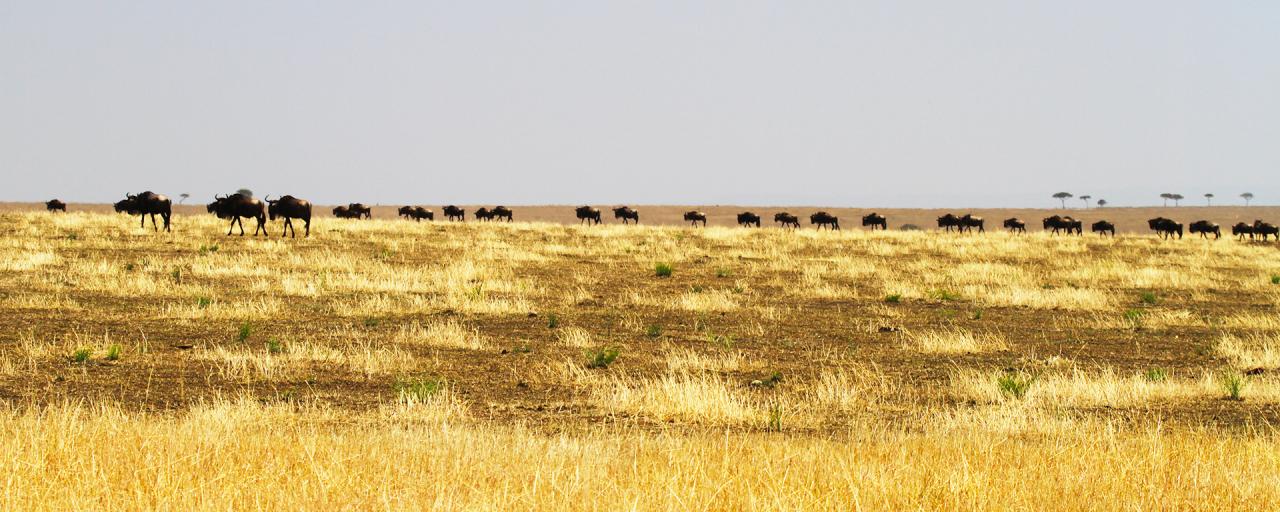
[263,195,272,203]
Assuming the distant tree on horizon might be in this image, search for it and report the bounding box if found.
[1097,199,1108,208]
[236,188,254,198]
[1242,192,1255,206]
[1160,193,1174,206]
[1204,193,1214,206]
[1079,195,1092,209]
[1171,193,1184,206]
[178,193,190,205]
[1053,192,1073,209]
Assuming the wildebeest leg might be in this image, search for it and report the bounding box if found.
[227,218,235,236]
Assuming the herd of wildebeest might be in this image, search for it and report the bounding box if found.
[36,193,1280,241]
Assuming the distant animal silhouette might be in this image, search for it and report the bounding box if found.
[332,205,361,219]
[115,191,171,232]
[1003,218,1026,233]
[737,212,761,227]
[491,206,513,222]
[442,205,465,221]
[1147,217,1182,240]
[774,212,800,229]
[575,206,602,225]
[1091,220,1115,237]
[207,193,268,236]
[474,207,494,221]
[1043,215,1081,235]
[810,211,839,230]
[1232,222,1255,240]
[1252,220,1278,241]
[266,195,312,238]
[861,213,887,230]
[347,203,372,219]
[399,206,433,221]
[958,214,985,233]
[613,206,640,224]
[1188,220,1220,239]
[937,213,960,232]
[45,199,66,212]
[683,211,707,227]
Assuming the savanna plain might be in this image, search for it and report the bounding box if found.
[3,209,1280,510]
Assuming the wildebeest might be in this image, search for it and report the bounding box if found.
[398,206,433,221]
[575,206,602,225]
[347,203,372,219]
[937,213,960,232]
[862,213,887,230]
[442,205,465,221]
[684,211,707,227]
[115,191,172,232]
[1091,220,1115,237]
[1232,222,1255,240]
[1042,215,1081,235]
[332,206,362,219]
[1148,217,1183,240]
[266,195,312,238]
[1003,218,1026,233]
[474,207,494,221]
[1253,220,1278,241]
[45,199,66,212]
[810,211,839,230]
[1188,220,1221,240]
[491,206,513,222]
[207,193,268,236]
[737,212,761,227]
[774,212,800,229]
[613,206,640,224]
[958,214,984,233]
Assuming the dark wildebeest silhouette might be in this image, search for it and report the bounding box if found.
[332,205,362,219]
[1003,218,1026,233]
[1188,220,1221,240]
[347,203,372,219]
[474,207,494,221]
[613,206,639,224]
[398,206,433,221]
[575,206,602,225]
[684,211,707,227]
[116,192,172,232]
[45,199,66,212]
[266,195,312,238]
[1252,220,1278,241]
[774,212,800,229]
[1148,217,1182,240]
[1042,215,1081,235]
[207,194,268,236]
[862,213,887,230]
[1232,222,1255,240]
[958,214,985,233]
[937,213,961,232]
[810,211,839,230]
[491,206,513,222]
[442,205,465,221]
[737,212,761,227]
[1091,220,1116,237]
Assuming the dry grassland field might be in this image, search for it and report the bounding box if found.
[4,208,1280,509]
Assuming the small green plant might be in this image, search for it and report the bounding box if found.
[1139,292,1159,305]
[394,376,445,401]
[1144,368,1168,382]
[689,285,704,293]
[104,344,122,361]
[265,339,284,354]
[1220,370,1247,401]
[65,232,78,241]
[971,309,984,321]
[71,348,92,363]
[511,344,533,354]
[884,294,902,304]
[654,262,673,277]
[585,347,620,369]
[1123,309,1145,330]
[645,324,662,339]
[932,289,960,301]
[546,314,559,329]
[170,268,183,283]
[705,333,734,349]
[715,267,732,278]
[363,317,381,328]
[199,244,218,254]
[767,401,783,432]
[196,296,212,309]
[1271,274,1280,285]
[124,262,136,272]
[237,322,252,342]
[997,371,1035,399]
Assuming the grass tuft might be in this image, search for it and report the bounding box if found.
[105,344,122,361]
[585,347,620,369]
[996,371,1035,399]
[654,262,673,277]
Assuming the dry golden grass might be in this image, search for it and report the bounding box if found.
[5,211,1280,509]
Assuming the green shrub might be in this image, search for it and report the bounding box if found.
[645,324,662,339]
[715,267,732,278]
[932,289,960,301]
[265,339,284,354]
[654,262,673,277]
[997,372,1035,399]
[585,347,620,369]
[71,348,91,363]
[1220,370,1247,401]
[1271,274,1280,285]
[546,314,559,329]
[884,294,902,304]
[104,344,122,361]
[237,322,252,342]
[196,296,212,309]
[1144,368,1167,382]
[1139,292,1159,305]
[394,376,445,401]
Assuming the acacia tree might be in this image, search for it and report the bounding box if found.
[1160,193,1173,206]
[1097,199,1108,208]
[1204,193,1214,206]
[1242,192,1255,206]
[1079,195,1092,209]
[178,193,190,205]
[236,188,254,198]
[1053,192,1073,209]
[1171,193,1184,206]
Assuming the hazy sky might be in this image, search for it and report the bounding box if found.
[2,1,1277,207]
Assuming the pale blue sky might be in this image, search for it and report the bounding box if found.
[2,1,1277,207]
